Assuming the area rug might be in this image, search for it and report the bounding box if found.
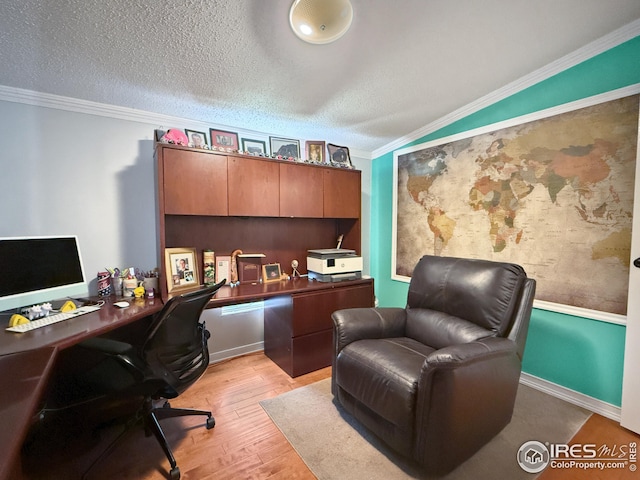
[260,378,591,480]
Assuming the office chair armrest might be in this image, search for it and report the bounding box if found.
[78,337,148,379]
[79,337,135,356]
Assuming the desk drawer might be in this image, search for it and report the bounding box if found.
[291,329,333,377]
[291,283,374,337]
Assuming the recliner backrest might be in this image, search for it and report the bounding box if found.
[406,255,527,337]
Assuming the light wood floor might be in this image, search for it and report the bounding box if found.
[23,352,639,479]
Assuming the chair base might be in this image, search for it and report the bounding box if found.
[83,398,214,480]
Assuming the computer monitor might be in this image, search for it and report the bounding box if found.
[0,236,89,312]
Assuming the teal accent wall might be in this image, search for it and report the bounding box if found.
[371,36,640,406]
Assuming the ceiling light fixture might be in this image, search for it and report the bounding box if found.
[289,0,353,45]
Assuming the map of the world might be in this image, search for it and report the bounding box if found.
[394,94,638,316]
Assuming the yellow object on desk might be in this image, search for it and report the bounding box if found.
[60,300,77,312]
[133,286,145,298]
[8,314,30,328]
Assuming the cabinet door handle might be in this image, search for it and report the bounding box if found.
[634,257,640,268]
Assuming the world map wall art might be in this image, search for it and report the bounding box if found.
[393,89,639,320]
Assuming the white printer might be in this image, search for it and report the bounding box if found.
[307,248,363,282]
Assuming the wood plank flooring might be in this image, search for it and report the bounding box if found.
[22,352,639,479]
[538,413,640,480]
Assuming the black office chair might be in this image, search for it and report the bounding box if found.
[69,281,225,480]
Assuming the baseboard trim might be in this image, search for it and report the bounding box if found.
[520,372,621,421]
[209,342,264,364]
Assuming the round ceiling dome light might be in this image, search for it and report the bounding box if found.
[289,0,353,45]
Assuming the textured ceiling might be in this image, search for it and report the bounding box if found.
[1,0,640,155]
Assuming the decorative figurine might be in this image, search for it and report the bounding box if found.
[230,249,243,286]
[291,259,300,278]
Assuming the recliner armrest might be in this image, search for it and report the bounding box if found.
[332,307,407,395]
[415,336,522,471]
[424,336,517,367]
[332,307,407,354]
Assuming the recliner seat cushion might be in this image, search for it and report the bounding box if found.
[335,337,435,429]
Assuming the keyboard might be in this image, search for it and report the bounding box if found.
[6,305,101,333]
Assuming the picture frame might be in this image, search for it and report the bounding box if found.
[262,263,282,283]
[154,129,166,142]
[210,129,239,150]
[270,136,300,159]
[216,255,231,285]
[164,247,200,293]
[305,141,326,163]
[185,129,209,149]
[241,138,268,156]
[327,143,353,168]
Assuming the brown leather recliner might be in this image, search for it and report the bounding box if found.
[332,255,536,474]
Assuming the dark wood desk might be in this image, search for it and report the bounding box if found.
[209,277,375,377]
[0,297,163,356]
[207,276,372,307]
[0,347,57,480]
[0,297,163,479]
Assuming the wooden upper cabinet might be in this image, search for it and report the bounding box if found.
[162,148,228,216]
[279,163,324,218]
[228,156,280,216]
[323,168,361,218]
[158,145,361,220]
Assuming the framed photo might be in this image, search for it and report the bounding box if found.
[154,129,166,142]
[262,263,282,283]
[327,143,353,168]
[305,141,326,163]
[241,138,268,156]
[216,255,231,285]
[210,129,239,150]
[185,129,209,149]
[164,247,200,293]
[270,136,300,159]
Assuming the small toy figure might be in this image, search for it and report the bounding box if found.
[291,259,300,277]
[160,129,189,146]
[230,249,243,286]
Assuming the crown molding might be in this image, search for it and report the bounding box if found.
[0,84,275,139]
[1,18,638,161]
[372,18,640,159]
[0,85,185,126]
[0,84,372,159]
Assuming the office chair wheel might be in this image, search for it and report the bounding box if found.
[206,416,215,429]
[170,465,180,480]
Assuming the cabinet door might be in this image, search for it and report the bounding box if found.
[279,163,324,218]
[228,157,280,216]
[291,283,374,337]
[323,168,361,218]
[163,149,228,216]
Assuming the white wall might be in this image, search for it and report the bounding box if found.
[0,101,158,285]
[351,154,371,273]
[0,96,372,360]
